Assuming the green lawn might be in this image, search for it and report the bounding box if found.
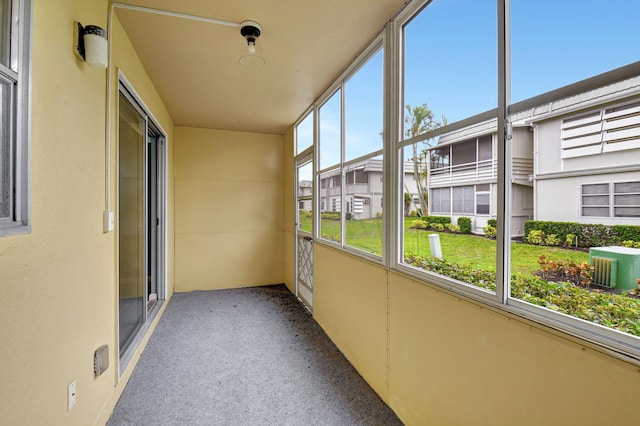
[299,215,589,275]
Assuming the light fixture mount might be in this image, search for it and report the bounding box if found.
[240,20,262,54]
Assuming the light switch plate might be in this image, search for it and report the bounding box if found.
[103,210,114,233]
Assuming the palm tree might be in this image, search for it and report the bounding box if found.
[404,104,446,215]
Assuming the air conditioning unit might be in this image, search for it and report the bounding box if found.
[589,246,640,290]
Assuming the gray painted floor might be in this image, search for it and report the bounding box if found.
[107,285,403,426]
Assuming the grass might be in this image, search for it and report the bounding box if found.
[300,215,589,276]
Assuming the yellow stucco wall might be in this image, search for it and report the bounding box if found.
[0,2,175,425]
[313,244,390,401]
[388,272,640,425]
[174,127,284,292]
[311,245,640,425]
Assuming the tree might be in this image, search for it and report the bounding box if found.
[404,104,446,215]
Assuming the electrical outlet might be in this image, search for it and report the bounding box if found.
[68,379,76,411]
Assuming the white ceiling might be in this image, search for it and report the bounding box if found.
[114,0,408,135]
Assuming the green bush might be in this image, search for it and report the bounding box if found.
[487,218,497,228]
[409,210,418,217]
[404,254,640,336]
[446,223,460,233]
[526,229,545,245]
[544,234,560,246]
[457,217,472,234]
[483,225,497,239]
[423,215,451,225]
[622,240,640,249]
[345,212,352,220]
[430,223,445,231]
[564,233,576,248]
[614,225,640,242]
[524,220,640,248]
[320,212,340,220]
[411,220,428,230]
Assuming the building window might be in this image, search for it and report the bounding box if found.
[355,169,368,184]
[581,183,610,217]
[476,184,490,215]
[452,185,474,214]
[430,187,450,214]
[583,182,640,218]
[614,182,640,217]
[0,0,30,235]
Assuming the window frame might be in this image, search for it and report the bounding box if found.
[391,0,640,360]
[314,36,386,262]
[581,181,640,218]
[394,0,500,304]
[0,0,31,236]
[296,0,640,363]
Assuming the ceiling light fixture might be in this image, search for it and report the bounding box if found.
[240,21,262,54]
[110,4,266,68]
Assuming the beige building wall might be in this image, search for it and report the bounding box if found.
[0,1,175,425]
[174,127,284,292]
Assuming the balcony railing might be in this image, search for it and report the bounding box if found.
[430,159,497,185]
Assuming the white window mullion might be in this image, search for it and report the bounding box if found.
[496,0,510,305]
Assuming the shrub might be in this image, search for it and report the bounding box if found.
[320,212,340,220]
[622,240,640,248]
[487,218,497,228]
[526,230,560,246]
[411,220,428,230]
[564,233,576,248]
[526,229,545,245]
[543,234,560,246]
[375,211,383,218]
[614,225,640,242]
[524,220,640,248]
[537,255,593,286]
[457,217,472,234]
[404,254,640,336]
[483,225,497,239]
[345,212,352,220]
[409,210,418,217]
[424,215,451,225]
[430,223,445,231]
[446,223,460,233]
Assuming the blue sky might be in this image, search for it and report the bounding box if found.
[405,0,640,125]
[299,0,639,176]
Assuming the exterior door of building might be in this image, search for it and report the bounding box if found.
[295,153,313,310]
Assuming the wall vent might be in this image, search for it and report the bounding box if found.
[94,344,109,376]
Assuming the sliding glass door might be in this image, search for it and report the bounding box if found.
[118,85,166,367]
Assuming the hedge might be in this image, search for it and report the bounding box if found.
[423,215,451,225]
[457,217,472,234]
[404,254,640,336]
[524,220,640,248]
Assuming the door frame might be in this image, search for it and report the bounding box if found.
[294,149,314,310]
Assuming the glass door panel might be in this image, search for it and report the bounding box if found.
[118,93,145,355]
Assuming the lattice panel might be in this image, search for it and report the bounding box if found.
[297,236,313,290]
